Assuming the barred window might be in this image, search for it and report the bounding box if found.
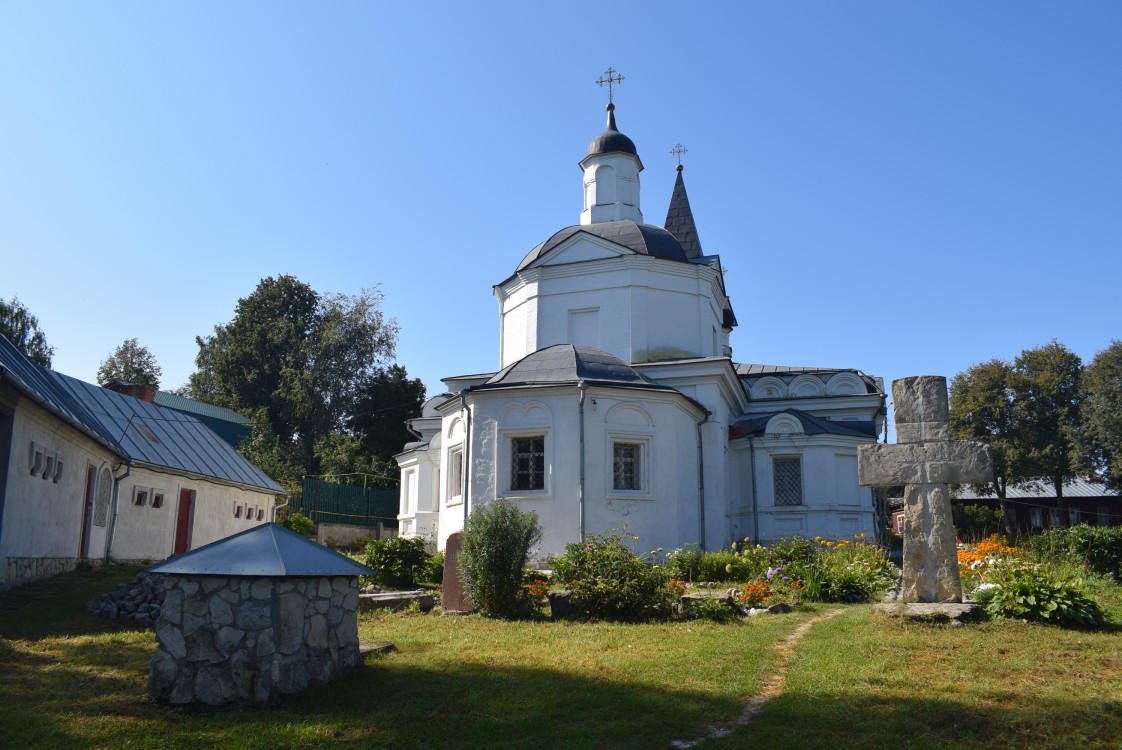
[511,436,545,491]
[773,457,803,506]
[613,442,641,491]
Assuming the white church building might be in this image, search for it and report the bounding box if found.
[396,98,887,559]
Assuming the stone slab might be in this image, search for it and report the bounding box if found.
[441,532,473,613]
[874,601,981,623]
[892,376,950,425]
[357,591,434,613]
[858,441,993,486]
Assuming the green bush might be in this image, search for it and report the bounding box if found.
[786,536,896,603]
[279,509,314,538]
[1027,524,1122,580]
[680,595,740,623]
[425,550,445,585]
[361,536,432,589]
[983,560,1107,627]
[667,542,768,583]
[666,545,703,581]
[459,502,543,618]
[550,530,674,621]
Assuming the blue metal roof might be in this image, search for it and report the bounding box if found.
[0,334,283,494]
[146,523,375,577]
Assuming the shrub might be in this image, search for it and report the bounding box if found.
[1026,524,1122,580]
[681,595,740,623]
[666,545,703,582]
[425,550,445,585]
[550,530,674,621]
[801,535,896,603]
[279,509,315,538]
[459,501,542,618]
[667,541,768,583]
[361,536,431,589]
[983,560,1107,627]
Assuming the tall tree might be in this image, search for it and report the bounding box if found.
[1013,340,1085,520]
[349,365,427,462]
[96,338,162,387]
[1080,340,1122,491]
[0,296,54,367]
[950,359,1021,538]
[188,275,398,475]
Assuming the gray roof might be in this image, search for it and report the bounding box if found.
[585,104,639,161]
[516,220,690,272]
[732,408,878,439]
[664,167,703,260]
[736,363,855,377]
[957,478,1119,500]
[0,335,283,494]
[146,523,375,577]
[480,345,676,392]
[153,391,251,425]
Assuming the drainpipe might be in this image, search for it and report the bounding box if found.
[749,438,759,543]
[578,381,588,543]
[272,496,289,523]
[696,414,708,551]
[103,460,132,563]
[460,392,472,520]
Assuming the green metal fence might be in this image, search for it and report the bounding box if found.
[296,477,399,528]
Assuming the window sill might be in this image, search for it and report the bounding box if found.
[607,493,654,502]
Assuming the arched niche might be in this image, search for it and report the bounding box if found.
[498,401,552,428]
[593,164,617,205]
[789,374,826,398]
[446,417,463,440]
[765,413,805,436]
[750,377,787,400]
[604,403,653,427]
[826,372,867,396]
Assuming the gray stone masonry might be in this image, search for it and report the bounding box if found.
[148,575,362,706]
[859,376,993,603]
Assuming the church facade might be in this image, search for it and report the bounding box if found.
[395,99,887,559]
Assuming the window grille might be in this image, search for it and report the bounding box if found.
[511,436,545,491]
[773,457,803,506]
[613,443,641,491]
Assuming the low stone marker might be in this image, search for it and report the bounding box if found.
[441,532,473,613]
[859,376,992,604]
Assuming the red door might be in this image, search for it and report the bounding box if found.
[79,466,96,558]
[174,489,194,554]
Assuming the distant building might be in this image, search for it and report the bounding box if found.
[396,99,887,559]
[0,334,284,588]
[954,478,1121,532]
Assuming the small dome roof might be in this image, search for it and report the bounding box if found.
[585,103,638,158]
[516,220,690,272]
[481,345,668,390]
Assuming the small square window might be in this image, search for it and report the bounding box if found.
[244,504,253,521]
[52,460,64,484]
[511,436,545,491]
[234,503,243,518]
[612,442,642,491]
[151,491,164,509]
[256,508,265,521]
[42,453,55,480]
[1070,508,1080,525]
[29,442,43,476]
[1030,508,1044,528]
[133,487,149,507]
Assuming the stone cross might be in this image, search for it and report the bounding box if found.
[858,376,993,603]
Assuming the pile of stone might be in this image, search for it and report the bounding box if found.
[85,571,165,628]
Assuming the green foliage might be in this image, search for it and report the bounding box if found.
[188,275,398,474]
[953,504,1005,543]
[1080,340,1122,491]
[1025,524,1122,580]
[279,509,314,538]
[680,595,741,623]
[237,408,303,495]
[0,295,53,367]
[425,550,445,584]
[459,502,543,618]
[765,536,821,568]
[1013,341,1086,499]
[95,337,161,387]
[667,542,768,583]
[361,536,432,589]
[348,364,427,462]
[983,560,1106,627]
[550,530,674,621]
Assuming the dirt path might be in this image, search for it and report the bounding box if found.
[670,607,847,749]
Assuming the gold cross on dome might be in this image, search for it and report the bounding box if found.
[596,67,624,103]
[670,143,688,166]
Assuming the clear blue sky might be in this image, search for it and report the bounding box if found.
[3,2,1120,422]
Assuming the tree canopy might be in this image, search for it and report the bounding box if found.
[1080,340,1122,491]
[188,275,400,477]
[96,338,162,387]
[0,296,54,367]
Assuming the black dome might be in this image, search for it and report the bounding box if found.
[516,220,691,272]
[585,103,638,158]
[481,345,669,390]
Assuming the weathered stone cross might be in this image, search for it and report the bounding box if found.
[858,376,993,603]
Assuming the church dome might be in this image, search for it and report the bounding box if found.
[585,103,638,158]
[480,344,669,390]
[515,220,690,273]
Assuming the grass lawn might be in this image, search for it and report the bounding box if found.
[1,567,1120,749]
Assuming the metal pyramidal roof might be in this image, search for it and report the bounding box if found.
[146,523,375,577]
[664,167,703,259]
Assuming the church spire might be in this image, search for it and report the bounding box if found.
[664,146,703,259]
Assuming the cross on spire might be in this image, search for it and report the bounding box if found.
[596,67,624,103]
[670,143,688,169]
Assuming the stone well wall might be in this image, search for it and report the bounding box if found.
[148,575,361,706]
